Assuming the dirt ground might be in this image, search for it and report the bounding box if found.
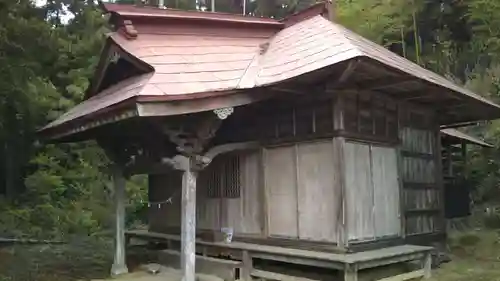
[1,231,500,281]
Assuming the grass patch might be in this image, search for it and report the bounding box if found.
[430,230,500,281]
[0,236,112,281]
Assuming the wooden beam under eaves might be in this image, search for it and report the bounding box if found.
[401,89,461,103]
[330,76,416,91]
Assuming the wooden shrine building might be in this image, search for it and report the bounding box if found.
[39,2,500,281]
[440,129,493,220]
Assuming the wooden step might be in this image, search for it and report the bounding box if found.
[251,269,320,281]
[377,269,425,281]
[158,249,242,280]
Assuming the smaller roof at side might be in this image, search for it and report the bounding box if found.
[441,128,493,148]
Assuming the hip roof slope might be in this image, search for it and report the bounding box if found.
[40,6,500,134]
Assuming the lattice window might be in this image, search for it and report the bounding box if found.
[223,155,240,198]
[343,93,399,141]
[295,104,315,136]
[201,154,241,199]
[314,102,334,134]
[344,95,358,132]
[358,100,373,135]
[276,107,295,138]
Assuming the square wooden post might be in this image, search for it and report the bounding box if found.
[180,156,197,281]
[344,263,358,281]
[423,251,432,279]
[241,250,253,281]
[111,165,129,276]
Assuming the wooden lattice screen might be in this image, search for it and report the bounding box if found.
[343,93,398,140]
[200,153,241,199]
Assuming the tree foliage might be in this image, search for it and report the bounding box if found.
[0,0,147,239]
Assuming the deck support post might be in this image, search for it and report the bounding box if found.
[423,251,432,279]
[180,156,197,281]
[242,250,253,281]
[111,165,129,276]
[344,263,358,281]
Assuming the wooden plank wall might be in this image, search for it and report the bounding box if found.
[399,108,443,236]
[263,145,298,238]
[264,140,340,243]
[147,91,444,248]
[297,141,338,242]
[148,150,263,237]
[344,141,400,242]
[372,146,400,238]
[344,141,374,241]
[340,92,401,243]
[149,141,341,244]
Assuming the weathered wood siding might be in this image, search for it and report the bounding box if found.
[224,151,262,234]
[344,141,400,242]
[147,91,445,249]
[345,142,374,241]
[264,140,340,243]
[264,145,299,238]
[400,108,443,236]
[296,141,338,242]
[148,150,263,236]
[339,91,444,243]
[372,146,400,238]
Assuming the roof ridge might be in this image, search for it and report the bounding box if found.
[101,2,284,27]
[280,1,330,27]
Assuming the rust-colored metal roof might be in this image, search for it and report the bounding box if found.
[40,3,500,138]
[43,20,278,130]
[441,129,493,148]
[254,15,500,110]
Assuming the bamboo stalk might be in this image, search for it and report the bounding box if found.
[401,26,407,58]
[412,0,420,64]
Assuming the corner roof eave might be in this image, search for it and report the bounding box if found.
[38,86,276,142]
[440,128,493,148]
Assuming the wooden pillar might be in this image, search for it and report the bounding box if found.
[434,124,446,234]
[180,156,197,281]
[111,165,129,276]
[461,140,467,179]
[333,94,348,249]
[423,251,432,279]
[327,0,336,22]
[446,145,453,177]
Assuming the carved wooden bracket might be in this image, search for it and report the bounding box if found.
[160,109,233,157]
[161,154,211,172]
[160,141,259,172]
